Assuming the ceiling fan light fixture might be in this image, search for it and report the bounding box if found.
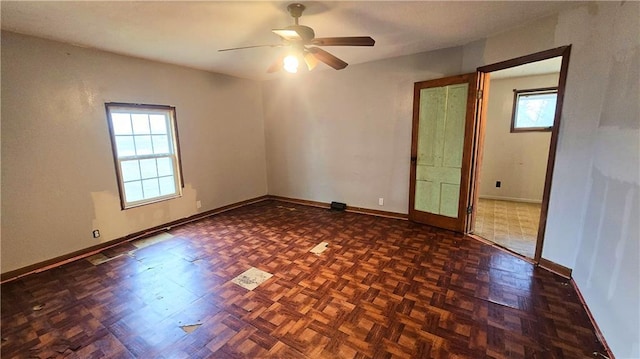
[304,51,318,71]
[283,54,299,73]
[223,2,375,74]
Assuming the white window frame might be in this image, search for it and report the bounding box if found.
[105,103,184,209]
[511,87,558,133]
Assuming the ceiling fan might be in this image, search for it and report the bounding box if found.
[218,3,375,73]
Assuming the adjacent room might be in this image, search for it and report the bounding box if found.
[473,58,560,258]
[1,2,638,358]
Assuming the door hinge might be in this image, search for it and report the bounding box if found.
[467,205,473,214]
[476,89,483,99]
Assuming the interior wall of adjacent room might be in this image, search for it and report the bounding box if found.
[1,31,268,274]
[478,73,557,203]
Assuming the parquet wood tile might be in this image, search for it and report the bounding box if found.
[1,200,607,358]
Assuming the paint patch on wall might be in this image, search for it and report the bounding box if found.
[593,126,640,185]
[598,32,638,129]
[90,184,199,245]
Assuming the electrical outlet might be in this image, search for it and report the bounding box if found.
[378,198,384,206]
[496,181,501,188]
[196,200,202,209]
[92,230,100,238]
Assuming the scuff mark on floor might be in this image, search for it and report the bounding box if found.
[86,253,123,265]
[132,232,174,249]
[231,267,273,290]
[277,205,296,211]
[86,234,173,267]
[179,323,202,333]
[310,242,329,254]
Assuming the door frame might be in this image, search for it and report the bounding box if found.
[409,73,480,232]
[471,45,572,262]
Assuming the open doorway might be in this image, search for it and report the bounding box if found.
[469,46,572,262]
[408,46,571,263]
[474,58,561,258]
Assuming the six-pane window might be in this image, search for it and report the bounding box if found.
[511,87,558,132]
[106,103,183,209]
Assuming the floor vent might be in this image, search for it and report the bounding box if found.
[330,201,346,211]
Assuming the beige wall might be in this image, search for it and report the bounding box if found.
[1,32,268,274]
[263,47,464,214]
[479,73,558,202]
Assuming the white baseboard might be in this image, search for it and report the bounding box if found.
[478,195,542,204]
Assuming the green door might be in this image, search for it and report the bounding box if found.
[409,74,479,232]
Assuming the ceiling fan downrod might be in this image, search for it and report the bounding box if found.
[287,3,305,25]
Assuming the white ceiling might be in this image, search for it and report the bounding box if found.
[490,57,562,80]
[1,1,581,81]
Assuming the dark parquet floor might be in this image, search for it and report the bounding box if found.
[1,200,607,358]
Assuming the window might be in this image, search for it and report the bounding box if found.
[105,103,183,209]
[511,87,558,132]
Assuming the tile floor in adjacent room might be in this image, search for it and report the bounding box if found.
[1,200,607,358]
[473,198,541,258]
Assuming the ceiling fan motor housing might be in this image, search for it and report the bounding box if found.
[287,25,315,42]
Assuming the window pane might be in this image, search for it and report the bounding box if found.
[152,135,170,154]
[159,176,176,195]
[121,160,141,182]
[139,158,158,179]
[124,181,144,202]
[106,103,182,209]
[115,136,136,157]
[142,178,160,198]
[112,113,132,135]
[134,136,153,155]
[157,157,174,177]
[515,92,557,129]
[132,114,151,134]
[150,115,167,134]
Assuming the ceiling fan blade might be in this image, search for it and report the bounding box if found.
[308,47,348,70]
[218,44,283,52]
[304,52,318,71]
[267,55,285,73]
[311,36,375,47]
[272,29,302,41]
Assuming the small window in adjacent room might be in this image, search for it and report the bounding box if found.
[511,87,558,132]
[105,103,184,209]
